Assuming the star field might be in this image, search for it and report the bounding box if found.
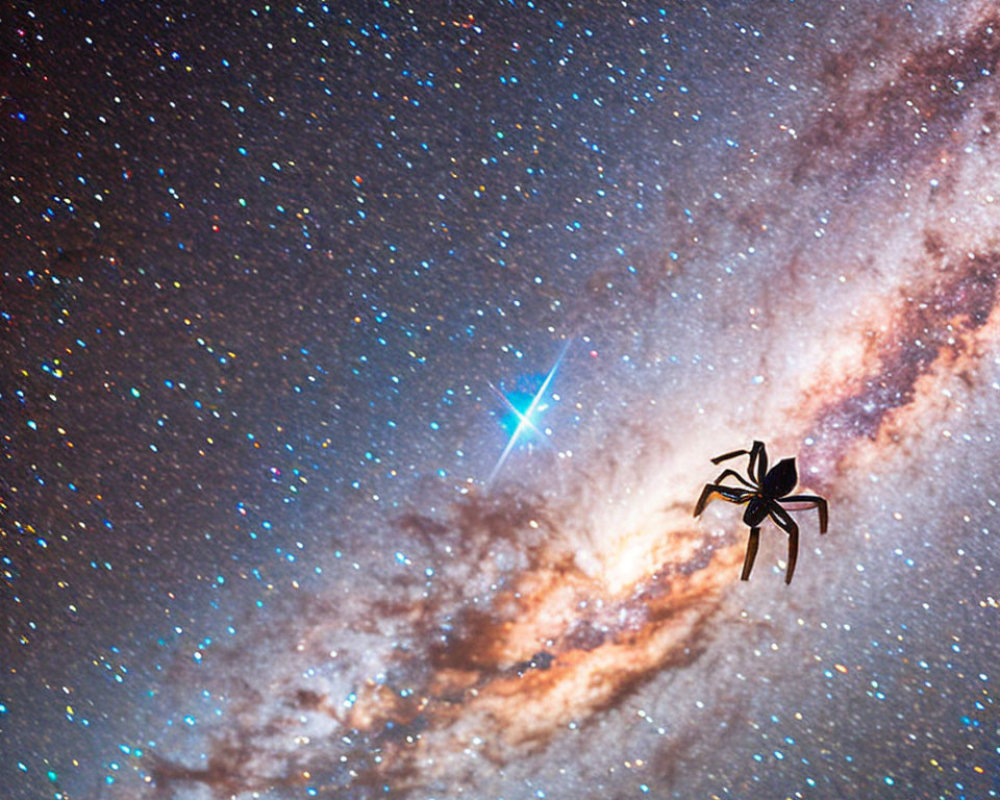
[2,1,999,798]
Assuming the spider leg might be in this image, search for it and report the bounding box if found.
[782,494,828,533]
[748,440,768,485]
[769,505,800,584]
[710,448,751,465]
[693,483,749,517]
[741,527,760,581]
[785,522,799,584]
[711,468,756,489]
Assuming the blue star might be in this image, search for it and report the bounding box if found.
[487,340,571,486]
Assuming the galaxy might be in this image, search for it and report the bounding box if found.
[2,1,999,798]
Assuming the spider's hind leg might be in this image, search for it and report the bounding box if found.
[769,506,800,584]
[741,527,760,581]
[785,523,799,585]
[783,493,828,534]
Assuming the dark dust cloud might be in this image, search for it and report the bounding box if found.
[2,1,999,798]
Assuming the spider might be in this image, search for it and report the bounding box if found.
[693,440,828,584]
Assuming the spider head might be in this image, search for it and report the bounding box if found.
[743,496,770,527]
[762,457,797,498]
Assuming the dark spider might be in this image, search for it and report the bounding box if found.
[693,440,828,584]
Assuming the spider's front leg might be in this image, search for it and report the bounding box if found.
[711,441,768,485]
[710,447,751,464]
[693,483,749,517]
[710,468,756,489]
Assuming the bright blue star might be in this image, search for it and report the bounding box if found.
[487,340,571,486]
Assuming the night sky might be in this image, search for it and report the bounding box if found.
[2,1,999,798]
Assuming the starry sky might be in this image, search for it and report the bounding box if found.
[2,1,999,798]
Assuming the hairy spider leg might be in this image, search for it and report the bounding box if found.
[769,503,800,584]
[741,527,760,581]
[710,468,757,489]
[693,483,750,518]
[782,493,829,533]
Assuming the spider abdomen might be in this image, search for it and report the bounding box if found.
[762,457,797,498]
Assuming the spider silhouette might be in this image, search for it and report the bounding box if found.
[693,440,828,584]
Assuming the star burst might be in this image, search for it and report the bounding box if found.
[487,340,571,486]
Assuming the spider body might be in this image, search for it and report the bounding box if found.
[693,440,828,584]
